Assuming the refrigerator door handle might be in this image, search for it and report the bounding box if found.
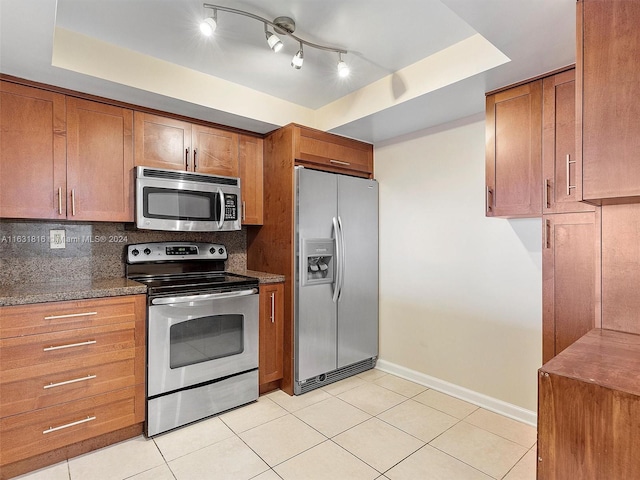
[337,216,346,302]
[332,217,342,303]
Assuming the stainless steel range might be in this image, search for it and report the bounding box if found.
[125,242,259,437]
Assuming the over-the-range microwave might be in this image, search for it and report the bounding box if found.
[135,166,241,232]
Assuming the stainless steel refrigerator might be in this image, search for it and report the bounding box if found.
[294,167,379,395]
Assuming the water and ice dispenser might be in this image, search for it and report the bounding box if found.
[301,238,334,286]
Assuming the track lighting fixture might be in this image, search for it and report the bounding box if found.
[199,8,217,36]
[200,4,349,77]
[264,24,283,53]
[291,43,304,69]
[337,52,350,78]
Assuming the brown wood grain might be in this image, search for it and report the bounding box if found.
[238,134,264,225]
[192,124,238,176]
[66,97,134,222]
[542,211,601,363]
[538,329,640,479]
[542,70,594,214]
[259,283,284,386]
[580,0,640,203]
[486,81,542,218]
[134,111,191,170]
[0,81,67,220]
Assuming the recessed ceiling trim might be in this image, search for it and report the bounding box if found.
[51,27,316,128]
[316,33,510,132]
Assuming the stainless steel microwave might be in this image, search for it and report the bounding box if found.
[135,166,241,232]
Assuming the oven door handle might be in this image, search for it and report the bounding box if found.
[151,288,258,305]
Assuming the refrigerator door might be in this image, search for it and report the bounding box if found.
[337,175,379,368]
[295,168,338,382]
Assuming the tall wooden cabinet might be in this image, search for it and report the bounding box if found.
[247,124,373,394]
[485,81,542,218]
[578,0,640,204]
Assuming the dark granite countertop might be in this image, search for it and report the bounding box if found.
[0,271,285,307]
[0,278,147,306]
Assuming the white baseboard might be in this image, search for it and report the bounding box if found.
[375,359,537,427]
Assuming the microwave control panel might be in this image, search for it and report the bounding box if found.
[225,194,238,220]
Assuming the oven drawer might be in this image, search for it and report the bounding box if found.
[0,384,144,466]
[0,323,136,371]
[1,354,137,418]
[0,295,145,338]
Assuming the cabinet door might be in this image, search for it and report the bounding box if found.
[294,125,373,178]
[542,70,594,214]
[192,125,238,176]
[66,98,134,221]
[486,81,542,218]
[259,283,284,386]
[579,0,640,202]
[0,81,67,220]
[238,135,263,225]
[542,211,600,363]
[134,112,191,171]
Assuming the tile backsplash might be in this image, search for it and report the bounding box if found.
[0,220,246,285]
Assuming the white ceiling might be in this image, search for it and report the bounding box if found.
[0,0,576,144]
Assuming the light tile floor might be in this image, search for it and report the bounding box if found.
[14,370,537,480]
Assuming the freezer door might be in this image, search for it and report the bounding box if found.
[295,168,338,382]
[337,175,379,367]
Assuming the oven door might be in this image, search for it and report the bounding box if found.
[147,288,258,397]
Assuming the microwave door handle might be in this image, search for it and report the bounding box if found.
[217,189,225,229]
[151,288,258,306]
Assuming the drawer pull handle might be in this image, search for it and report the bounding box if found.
[44,312,98,320]
[43,416,96,434]
[330,159,350,166]
[44,374,96,389]
[43,340,97,352]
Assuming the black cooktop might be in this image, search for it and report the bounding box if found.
[132,272,258,297]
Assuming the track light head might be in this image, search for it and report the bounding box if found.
[291,43,304,69]
[266,31,283,53]
[337,53,350,78]
[200,9,217,36]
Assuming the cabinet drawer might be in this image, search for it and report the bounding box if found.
[0,385,144,466]
[0,322,135,371]
[1,356,136,418]
[295,127,373,176]
[0,295,144,338]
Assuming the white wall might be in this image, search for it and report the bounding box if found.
[375,115,542,413]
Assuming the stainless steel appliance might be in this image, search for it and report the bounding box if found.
[125,242,259,436]
[294,167,379,394]
[135,166,241,232]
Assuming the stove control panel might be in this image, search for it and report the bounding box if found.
[126,242,227,263]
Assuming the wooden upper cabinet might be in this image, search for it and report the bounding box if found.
[578,0,640,203]
[192,125,238,176]
[293,125,373,178]
[238,135,263,225]
[542,211,600,364]
[134,112,191,171]
[0,81,67,220]
[542,70,594,214]
[66,98,134,222]
[485,80,542,218]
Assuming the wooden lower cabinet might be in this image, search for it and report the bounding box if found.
[259,283,284,391]
[542,211,601,363]
[0,295,145,473]
[538,329,640,479]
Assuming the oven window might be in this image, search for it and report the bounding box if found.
[144,187,220,221]
[169,314,244,369]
